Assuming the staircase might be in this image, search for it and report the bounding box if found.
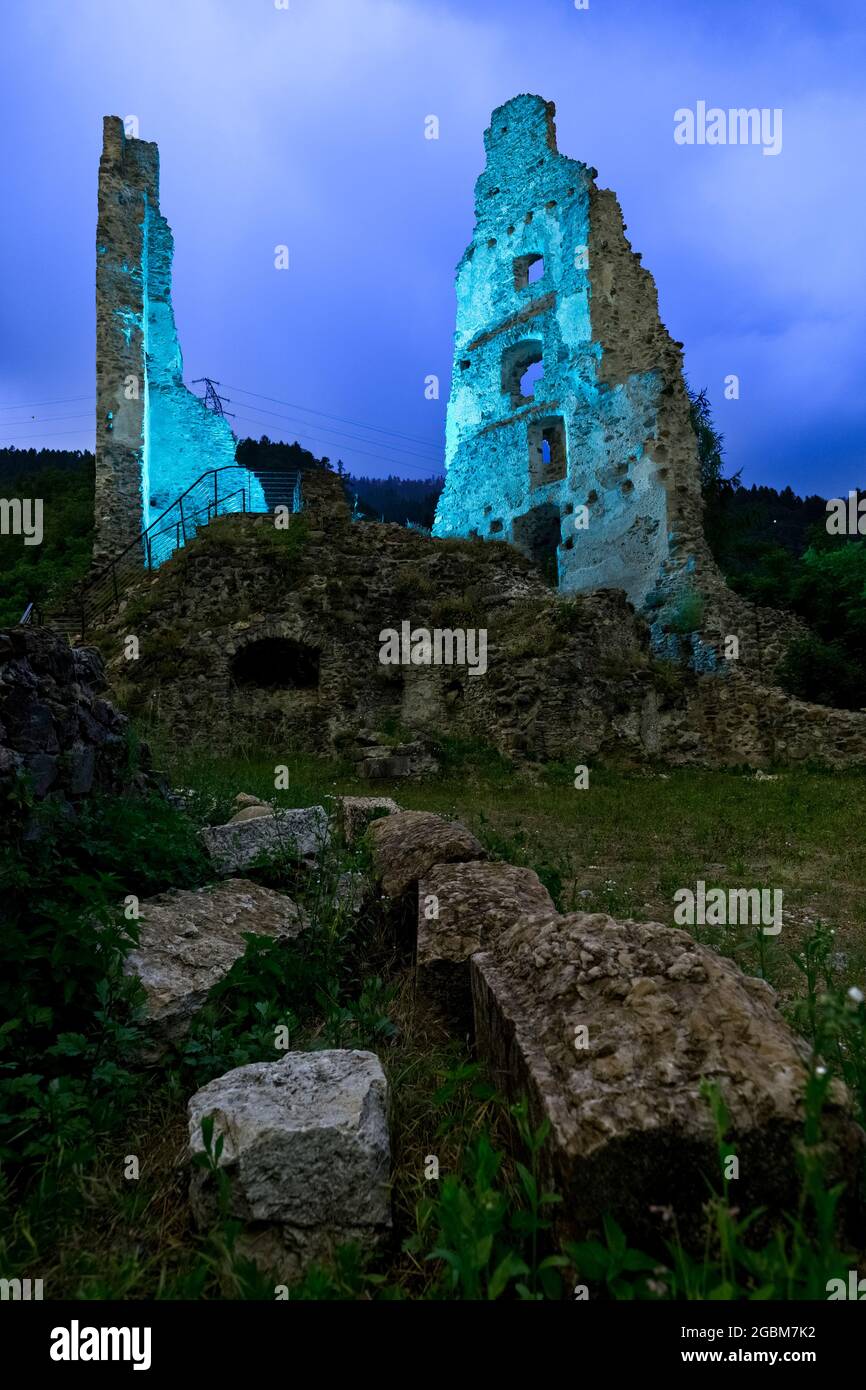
[23,465,302,642]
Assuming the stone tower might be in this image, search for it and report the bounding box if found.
[433,94,708,613]
[94,117,259,565]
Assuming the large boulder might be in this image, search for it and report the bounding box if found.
[124,879,308,1053]
[368,809,485,898]
[417,860,555,1026]
[188,1050,391,1279]
[471,911,863,1242]
[201,805,329,874]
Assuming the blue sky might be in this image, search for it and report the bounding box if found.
[1,0,864,496]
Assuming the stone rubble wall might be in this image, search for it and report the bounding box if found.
[92,512,866,770]
[0,625,148,831]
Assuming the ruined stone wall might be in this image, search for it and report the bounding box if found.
[95,118,151,562]
[91,514,866,772]
[434,93,691,612]
[94,116,255,566]
[432,94,817,686]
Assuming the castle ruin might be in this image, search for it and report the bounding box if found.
[94,116,263,565]
[433,94,708,615]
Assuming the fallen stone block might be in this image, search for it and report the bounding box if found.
[228,804,274,825]
[123,879,309,1053]
[188,1050,391,1280]
[417,860,555,1027]
[471,911,863,1242]
[201,805,329,874]
[357,741,440,780]
[336,795,400,846]
[368,809,485,898]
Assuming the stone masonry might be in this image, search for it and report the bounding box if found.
[92,509,866,771]
[94,116,262,565]
[432,94,774,669]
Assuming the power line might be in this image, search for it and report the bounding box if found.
[227,399,443,465]
[230,411,442,476]
[221,382,443,453]
[0,394,94,411]
[0,382,445,474]
[0,428,95,445]
[231,410,437,473]
[0,382,443,454]
[0,413,94,431]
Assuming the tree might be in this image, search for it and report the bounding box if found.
[688,386,740,501]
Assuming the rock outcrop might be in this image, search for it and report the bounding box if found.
[188,1050,391,1278]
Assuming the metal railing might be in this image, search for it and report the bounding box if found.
[43,465,302,639]
[19,601,42,626]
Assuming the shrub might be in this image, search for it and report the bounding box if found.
[667,587,705,634]
[779,634,866,710]
[0,789,210,1174]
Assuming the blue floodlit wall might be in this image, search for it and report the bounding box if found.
[433,94,702,610]
[94,117,264,564]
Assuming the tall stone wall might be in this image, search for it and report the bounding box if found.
[94,116,255,567]
[433,95,716,619]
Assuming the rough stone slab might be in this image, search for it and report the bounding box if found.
[124,879,308,1051]
[368,809,485,898]
[471,911,863,1240]
[336,795,400,846]
[417,860,555,1026]
[188,1050,391,1279]
[201,805,329,874]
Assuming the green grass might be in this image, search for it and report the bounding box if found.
[157,744,866,999]
[2,741,865,1300]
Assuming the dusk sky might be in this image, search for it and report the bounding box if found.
[1,0,864,496]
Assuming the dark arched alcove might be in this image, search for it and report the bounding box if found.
[230,637,320,690]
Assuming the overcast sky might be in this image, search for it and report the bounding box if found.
[1,0,864,496]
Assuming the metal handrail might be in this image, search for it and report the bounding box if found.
[87,465,265,589]
[46,466,302,638]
